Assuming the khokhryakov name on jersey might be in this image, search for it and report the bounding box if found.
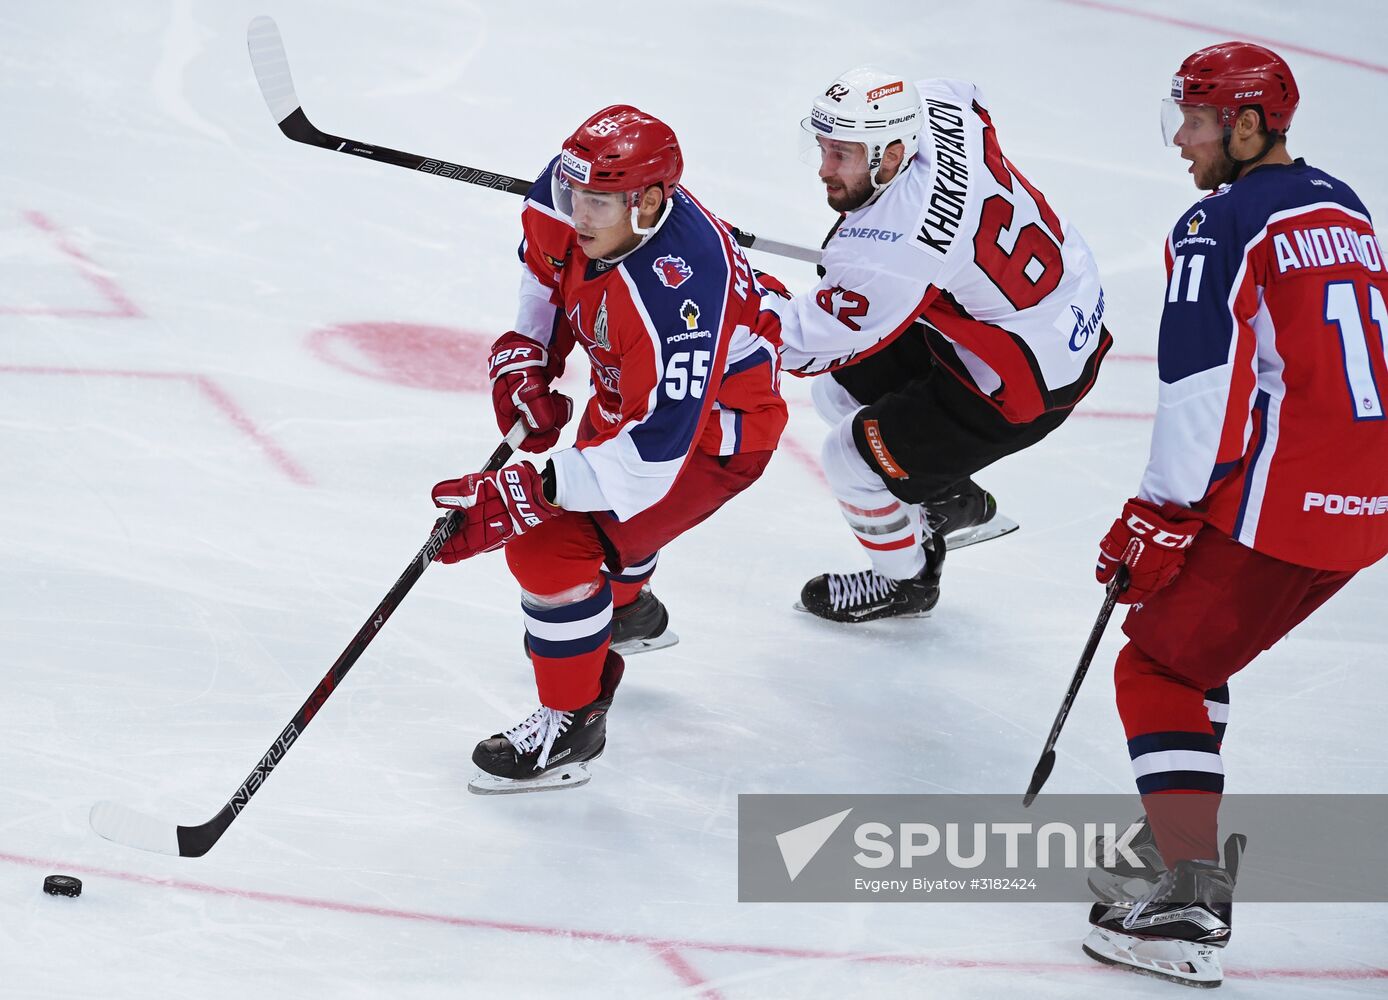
[1140,159,1388,572]
[772,78,1110,425]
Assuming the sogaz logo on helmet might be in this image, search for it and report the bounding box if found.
[811,107,835,133]
[561,149,592,184]
[1170,75,1184,100]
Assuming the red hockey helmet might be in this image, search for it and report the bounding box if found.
[556,105,682,199]
[1163,41,1300,144]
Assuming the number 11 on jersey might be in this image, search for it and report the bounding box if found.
[1325,280,1388,420]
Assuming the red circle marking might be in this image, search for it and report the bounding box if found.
[307,322,491,392]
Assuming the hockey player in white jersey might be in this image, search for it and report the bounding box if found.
[766,68,1111,622]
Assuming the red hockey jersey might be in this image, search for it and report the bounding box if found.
[1140,159,1388,571]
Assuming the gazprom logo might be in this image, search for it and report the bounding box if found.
[1068,289,1105,352]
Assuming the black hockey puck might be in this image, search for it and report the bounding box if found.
[43,875,82,897]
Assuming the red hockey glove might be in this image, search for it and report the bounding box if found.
[1096,498,1203,604]
[488,332,573,454]
[430,461,562,563]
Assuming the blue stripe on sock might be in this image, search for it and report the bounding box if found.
[1136,770,1226,795]
[522,581,612,625]
[1127,731,1222,759]
[527,625,611,660]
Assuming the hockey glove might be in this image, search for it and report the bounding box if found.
[431,461,562,563]
[489,332,573,454]
[1096,497,1203,604]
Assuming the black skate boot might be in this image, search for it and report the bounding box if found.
[1088,814,1167,904]
[1082,835,1245,989]
[797,531,946,623]
[610,585,679,655]
[468,651,625,795]
[924,478,1018,550]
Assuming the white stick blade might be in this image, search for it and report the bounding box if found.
[246,16,301,124]
[89,801,181,856]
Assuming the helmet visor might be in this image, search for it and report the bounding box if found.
[1161,98,1224,147]
[797,128,870,172]
[551,171,635,229]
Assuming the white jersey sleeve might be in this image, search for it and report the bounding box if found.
[772,198,945,374]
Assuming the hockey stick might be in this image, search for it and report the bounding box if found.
[245,16,822,266]
[90,421,529,857]
[1021,562,1130,807]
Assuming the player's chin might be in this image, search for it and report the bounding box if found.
[825,189,864,213]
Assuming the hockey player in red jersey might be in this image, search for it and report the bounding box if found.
[1083,43,1388,987]
[429,106,786,793]
[764,67,1111,622]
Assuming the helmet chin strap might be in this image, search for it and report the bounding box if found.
[630,195,674,238]
[1219,125,1279,183]
[598,196,676,263]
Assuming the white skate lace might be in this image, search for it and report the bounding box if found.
[502,706,574,770]
[1122,868,1177,930]
[827,570,898,611]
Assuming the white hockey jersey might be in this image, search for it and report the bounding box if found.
[775,79,1110,424]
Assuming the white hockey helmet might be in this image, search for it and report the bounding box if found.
[802,67,921,180]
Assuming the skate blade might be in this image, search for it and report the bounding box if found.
[791,601,933,620]
[610,628,679,656]
[944,514,1019,550]
[1081,927,1222,988]
[467,761,595,796]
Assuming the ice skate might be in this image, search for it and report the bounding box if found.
[468,652,624,795]
[797,532,945,622]
[1083,838,1244,989]
[925,478,1018,550]
[610,585,678,655]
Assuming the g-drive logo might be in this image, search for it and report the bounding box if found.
[775,808,1146,882]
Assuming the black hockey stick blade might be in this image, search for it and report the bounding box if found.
[1022,564,1130,807]
[246,16,530,195]
[244,17,820,261]
[91,422,527,857]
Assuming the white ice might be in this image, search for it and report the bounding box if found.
[3,1,1387,997]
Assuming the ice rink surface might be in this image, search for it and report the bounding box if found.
[3,1,1387,996]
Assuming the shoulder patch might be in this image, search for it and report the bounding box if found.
[653,255,693,289]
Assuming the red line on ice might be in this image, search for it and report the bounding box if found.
[0,211,144,318]
[0,366,313,486]
[1055,0,1388,76]
[2,850,1384,984]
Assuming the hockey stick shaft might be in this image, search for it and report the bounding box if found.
[92,422,527,857]
[1021,564,1129,807]
[246,17,822,265]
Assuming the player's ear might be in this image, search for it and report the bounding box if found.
[877,140,905,183]
[639,185,664,215]
[1234,106,1264,141]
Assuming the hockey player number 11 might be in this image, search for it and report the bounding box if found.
[1325,281,1388,420]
